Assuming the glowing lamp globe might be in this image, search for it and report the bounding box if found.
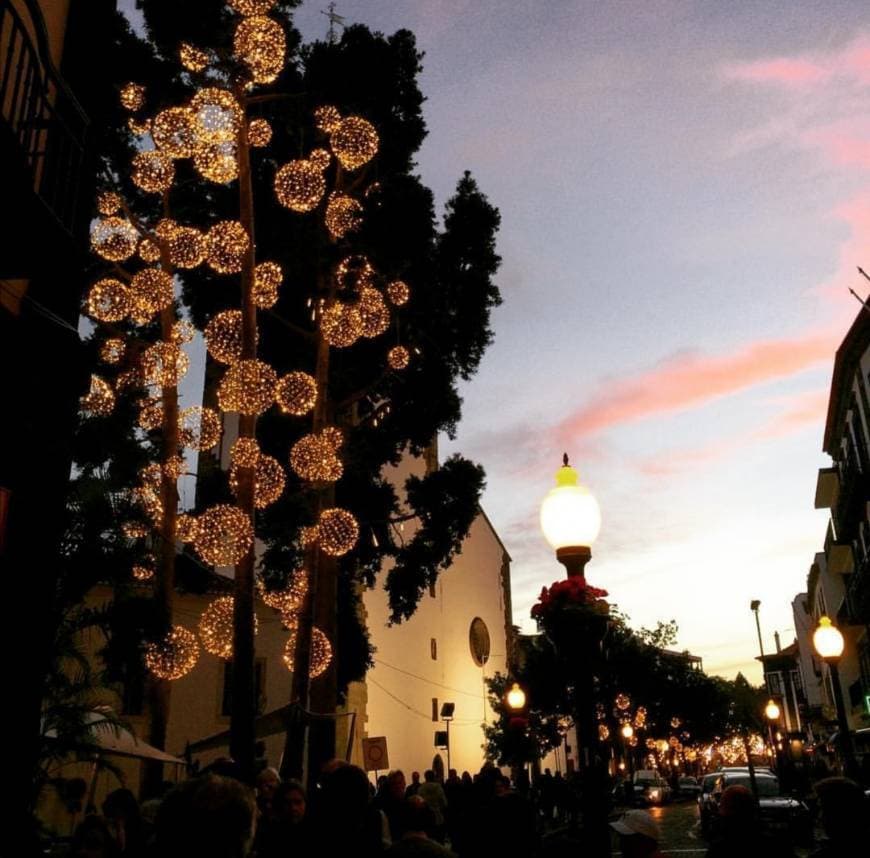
[621,723,634,740]
[813,615,844,661]
[506,682,526,711]
[540,455,601,552]
[765,699,781,721]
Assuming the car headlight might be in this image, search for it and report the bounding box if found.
[649,789,660,801]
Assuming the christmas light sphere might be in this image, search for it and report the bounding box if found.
[81,375,115,416]
[257,569,308,614]
[282,624,332,678]
[139,462,162,488]
[387,345,410,370]
[616,693,631,711]
[325,193,362,238]
[386,280,410,306]
[253,261,282,308]
[317,507,358,556]
[194,141,238,184]
[205,310,245,364]
[180,42,209,72]
[358,287,390,338]
[309,148,331,171]
[336,254,375,292]
[599,724,610,741]
[176,514,200,543]
[217,359,277,415]
[120,82,146,111]
[234,15,285,84]
[138,398,164,431]
[91,217,139,262]
[290,433,343,482]
[231,437,261,468]
[173,320,196,344]
[506,683,527,711]
[274,160,326,212]
[230,453,286,509]
[97,191,123,215]
[127,117,151,137]
[193,504,253,566]
[670,717,681,729]
[275,371,317,416]
[153,107,197,158]
[813,615,844,660]
[228,0,275,15]
[178,405,222,451]
[321,426,343,449]
[300,525,319,547]
[313,104,342,133]
[330,115,379,170]
[131,150,175,193]
[132,565,154,582]
[163,455,185,481]
[190,88,243,144]
[138,237,161,263]
[167,226,207,269]
[130,268,174,317]
[144,626,199,680]
[100,338,126,364]
[320,303,362,348]
[199,596,258,659]
[206,221,250,274]
[539,459,601,551]
[134,486,163,524]
[87,278,131,322]
[248,118,272,147]
[141,342,189,387]
[634,706,647,728]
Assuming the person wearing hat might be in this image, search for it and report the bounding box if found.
[609,809,665,858]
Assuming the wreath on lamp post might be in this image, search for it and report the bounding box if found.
[532,577,610,654]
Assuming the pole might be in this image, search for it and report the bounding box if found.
[827,661,858,779]
[445,718,451,774]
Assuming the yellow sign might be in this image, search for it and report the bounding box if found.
[362,736,389,772]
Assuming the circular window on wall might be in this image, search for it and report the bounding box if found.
[469,617,491,667]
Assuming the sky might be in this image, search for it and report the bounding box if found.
[290,0,870,682]
[120,1,870,681]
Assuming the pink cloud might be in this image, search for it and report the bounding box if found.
[558,331,839,440]
[727,57,830,87]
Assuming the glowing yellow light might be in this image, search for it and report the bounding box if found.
[180,42,209,72]
[132,564,154,582]
[282,624,332,678]
[621,723,634,739]
[120,82,146,111]
[178,405,222,451]
[634,706,647,728]
[670,717,681,729]
[813,615,844,660]
[81,375,115,416]
[313,104,342,133]
[153,107,197,158]
[190,88,243,144]
[87,278,131,322]
[387,345,410,370]
[325,193,362,238]
[141,341,189,387]
[205,309,245,364]
[257,569,308,615]
[131,150,175,193]
[206,221,250,273]
[176,514,200,543]
[193,504,253,566]
[357,287,390,338]
[320,302,363,348]
[138,237,161,262]
[616,693,631,711]
[163,455,185,481]
[336,255,375,291]
[193,140,239,183]
[129,268,174,317]
[539,458,601,550]
[290,431,343,482]
[275,371,317,416]
[138,399,164,431]
[506,682,526,710]
[100,338,125,364]
[248,118,272,147]
[97,191,123,215]
[317,507,358,556]
[218,359,277,415]
[228,0,275,15]
[599,724,610,741]
[330,115,379,170]
[274,159,326,212]
[253,261,282,308]
[386,280,410,306]
[230,453,286,509]
[309,148,331,170]
[234,15,285,84]
[144,626,199,680]
[127,116,151,136]
[173,320,195,344]
[231,437,261,468]
[199,596,258,660]
[166,225,207,268]
[765,699,781,721]
[300,525,319,547]
[91,217,139,262]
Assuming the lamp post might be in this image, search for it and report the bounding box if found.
[621,723,635,776]
[539,454,609,855]
[764,699,780,772]
[812,616,858,779]
[505,682,528,786]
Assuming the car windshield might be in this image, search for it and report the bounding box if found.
[728,776,779,797]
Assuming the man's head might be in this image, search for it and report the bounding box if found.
[402,796,437,837]
[255,767,281,800]
[273,780,306,824]
[718,784,756,823]
[411,771,421,784]
[424,769,436,783]
[610,810,661,858]
[388,770,407,798]
[815,777,866,840]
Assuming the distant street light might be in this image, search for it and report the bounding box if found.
[764,699,781,771]
[506,683,526,711]
[764,700,781,722]
[621,723,634,739]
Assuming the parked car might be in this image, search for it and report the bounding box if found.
[677,776,701,799]
[699,771,810,843]
[632,770,672,805]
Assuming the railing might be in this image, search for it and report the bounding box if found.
[0,0,88,236]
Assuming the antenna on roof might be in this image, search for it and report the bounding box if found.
[848,268,870,314]
[321,2,346,44]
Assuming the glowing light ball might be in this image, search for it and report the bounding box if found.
[87,278,131,322]
[357,288,390,338]
[199,596,257,659]
[205,310,245,364]
[97,191,123,215]
[387,345,410,370]
[180,43,209,72]
[152,107,197,158]
[539,459,601,550]
[131,150,175,193]
[282,624,332,678]
[386,280,410,306]
[248,118,272,147]
[253,261,282,308]
[231,437,261,468]
[320,302,362,348]
[317,507,358,556]
[290,432,343,482]
[120,82,145,111]
[274,159,326,212]
[193,504,253,566]
[234,15,285,84]
[506,683,526,710]
[313,104,342,133]
[206,221,250,273]
[813,615,844,660]
[138,237,161,263]
[194,141,238,184]
[330,115,379,170]
[228,0,275,15]
[141,342,189,387]
[91,217,139,262]
[166,226,207,269]
[324,193,362,238]
[190,88,243,144]
[176,514,200,543]
[144,626,199,680]
[275,371,317,416]
[81,375,115,416]
[178,405,222,451]
[100,338,125,364]
[230,453,286,509]
[129,268,174,317]
[218,360,277,415]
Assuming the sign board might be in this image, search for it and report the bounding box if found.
[362,736,389,772]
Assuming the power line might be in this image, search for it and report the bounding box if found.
[373,657,493,699]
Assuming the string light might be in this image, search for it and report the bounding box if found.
[358,287,390,337]
[325,193,362,238]
[289,431,343,482]
[206,221,249,273]
[194,141,238,184]
[282,624,332,678]
[321,426,343,448]
[228,0,275,14]
[141,341,189,387]
[139,463,162,488]
[131,150,175,193]
[199,596,257,659]
[176,514,200,543]
[91,217,139,262]
[122,521,149,539]
[248,118,272,147]
[231,437,261,468]
[179,42,209,72]
[138,398,164,431]
[634,706,647,728]
[320,302,362,347]
[230,453,286,508]
[598,724,610,741]
[253,261,282,308]
[329,115,379,170]
[138,237,161,263]
[152,106,197,158]
[300,525,319,547]
[132,565,154,582]
[163,455,185,480]
[130,268,174,317]
[309,148,331,171]
[387,345,409,370]
[317,507,358,556]
[100,338,126,364]
[127,117,151,136]
[274,159,326,212]
[257,569,308,614]
[86,278,131,322]
[218,359,277,415]
[173,320,195,344]
[386,280,410,306]
[234,15,285,84]
[81,375,115,416]
[193,504,253,566]
[155,219,177,239]
[97,191,123,215]
[274,371,317,415]
[144,626,200,680]
[336,254,375,292]
[178,405,222,451]
[670,717,681,729]
[616,693,631,711]
[120,82,145,111]
[190,88,243,144]
[313,104,342,133]
[204,310,245,364]
[166,225,207,268]
[133,486,163,524]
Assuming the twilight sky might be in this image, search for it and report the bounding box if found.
[292,1,870,681]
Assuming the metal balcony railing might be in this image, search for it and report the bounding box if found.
[0,0,88,236]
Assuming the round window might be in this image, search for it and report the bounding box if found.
[469,617,491,667]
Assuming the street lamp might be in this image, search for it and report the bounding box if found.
[764,699,781,771]
[506,682,526,711]
[812,616,857,779]
[764,700,781,721]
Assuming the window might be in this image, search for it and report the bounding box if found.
[469,617,491,667]
[431,698,438,721]
[430,638,437,660]
[222,659,266,716]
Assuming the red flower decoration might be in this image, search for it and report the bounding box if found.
[530,576,609,622]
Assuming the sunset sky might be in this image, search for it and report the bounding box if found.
[293,1,870,681]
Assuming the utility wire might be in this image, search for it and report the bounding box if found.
[373,658,494,700]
